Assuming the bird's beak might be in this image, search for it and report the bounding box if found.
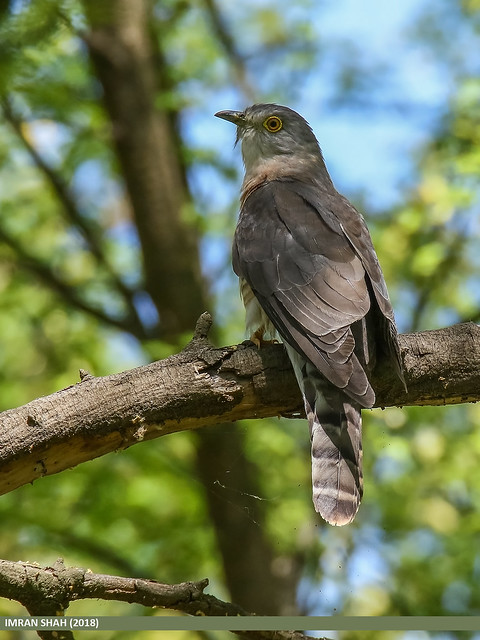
[214,110,245,126]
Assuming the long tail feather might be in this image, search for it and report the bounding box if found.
[286,345,364,526]
[308,398,362,525]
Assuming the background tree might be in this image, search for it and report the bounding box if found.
[0,0,479,637]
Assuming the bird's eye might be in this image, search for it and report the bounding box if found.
[263,116,283,133]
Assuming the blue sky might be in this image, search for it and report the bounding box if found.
[31,0,455,274]
[179,0,463,339]
[206,0,452,208]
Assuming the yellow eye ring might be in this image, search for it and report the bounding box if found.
[263,116,283,133]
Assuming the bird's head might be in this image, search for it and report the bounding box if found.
[215,103,324,178]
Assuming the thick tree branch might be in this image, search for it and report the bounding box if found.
[0,559,318,640]
[0,314,478,497]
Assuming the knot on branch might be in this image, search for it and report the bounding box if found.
[193,312,213,341]
[79,369,94,382]
[181,312,215,357]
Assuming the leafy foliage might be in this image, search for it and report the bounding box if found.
[0,0,479,634]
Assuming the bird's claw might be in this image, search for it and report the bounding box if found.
[250,329,278,348]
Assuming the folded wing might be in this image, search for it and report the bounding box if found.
[233,179,390,407]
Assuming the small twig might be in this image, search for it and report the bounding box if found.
[202,0,257,102]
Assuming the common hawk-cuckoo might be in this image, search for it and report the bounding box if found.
[215,104,405,526]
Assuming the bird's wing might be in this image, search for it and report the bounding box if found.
[233,179,376,407]
[319,188,405,387]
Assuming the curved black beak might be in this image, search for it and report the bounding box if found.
[214,110,245,125]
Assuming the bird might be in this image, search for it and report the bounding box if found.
[215,103,405,526]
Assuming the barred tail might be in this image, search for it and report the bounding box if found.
[308,399,362,526]
[285,345,364,526]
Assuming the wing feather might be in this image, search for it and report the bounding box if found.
[233,179,384,406]
[293,182,405,385]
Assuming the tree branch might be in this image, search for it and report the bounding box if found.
[202,0,257,101]
[0,224,141,336]
[0,559,318,640]
[0,314,479,497]
[1,97,146,339]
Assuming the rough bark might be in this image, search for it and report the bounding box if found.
[0,559,318,640]
[0,316,478,498]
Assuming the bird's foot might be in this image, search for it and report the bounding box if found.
[250,328,279,348]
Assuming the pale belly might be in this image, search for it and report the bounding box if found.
[240,278,278,344]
